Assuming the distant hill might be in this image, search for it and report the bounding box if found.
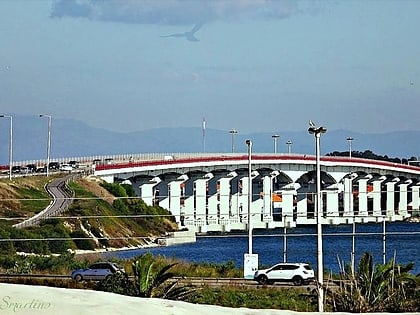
[0,115,419,164]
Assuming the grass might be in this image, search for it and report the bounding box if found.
[186,286,317,311]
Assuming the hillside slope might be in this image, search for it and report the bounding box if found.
[0,175,177,253]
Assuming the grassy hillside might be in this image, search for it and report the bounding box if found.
[0,175,177,254]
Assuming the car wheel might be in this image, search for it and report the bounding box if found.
[74,274,83,282]
[292,276,303,286]
[257,275,268,285]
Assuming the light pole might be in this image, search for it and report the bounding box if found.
[308,121,327,313]
[246,139,253,254]
[272,134,279,153]
[40,114,52,177]
[346,137,354,158]
[229,129,238,153]
[286,140,293,154]
[0,114,13,180]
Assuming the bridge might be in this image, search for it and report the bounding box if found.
[92,153,420,233]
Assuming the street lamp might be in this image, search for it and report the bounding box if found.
[0,114,13,180]
[245,139,253,254]
[229,129,238,153]
[286,140,293,154]
[40,114,52,177]
[308,120,327,313]
[346,137,354,158]
[271,134,279,154]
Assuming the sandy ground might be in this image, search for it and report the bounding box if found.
[0,283,310,315]
[2,284,417,315]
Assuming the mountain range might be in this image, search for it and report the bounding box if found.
[0,115,418,164]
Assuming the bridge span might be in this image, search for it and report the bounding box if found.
[93,153,420,233]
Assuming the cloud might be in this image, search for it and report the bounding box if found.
[50,0,304,25]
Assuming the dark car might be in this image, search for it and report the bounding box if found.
[48,162,60,170]
[71,262,124,281]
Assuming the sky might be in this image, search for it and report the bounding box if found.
[0,0,419,134]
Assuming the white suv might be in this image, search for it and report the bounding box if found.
[254,263,314,285]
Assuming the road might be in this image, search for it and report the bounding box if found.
[0,274,318,289]
[13,174,75,228]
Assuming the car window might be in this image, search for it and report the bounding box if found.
[283,265,299,270]
[303,265,313,270]
[272,265,283,271]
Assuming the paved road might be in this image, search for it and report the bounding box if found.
[13,174,75,228]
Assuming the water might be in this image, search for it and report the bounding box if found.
[105,221,420,275]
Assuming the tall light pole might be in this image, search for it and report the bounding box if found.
[229,129,238,153]
[272,134,279,153]
[308,121,327,313]
[246,139,253,254]
[286,140,293,154]
[0,114,13,180]
[346,137,354,158]
[40,114,52,177]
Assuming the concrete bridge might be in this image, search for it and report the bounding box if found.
[93,153,420,233]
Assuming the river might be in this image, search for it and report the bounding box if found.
[105,221,420,275]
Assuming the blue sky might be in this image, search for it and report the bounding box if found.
[1,0,419,134]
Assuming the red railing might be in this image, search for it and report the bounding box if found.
[94,154,420,173]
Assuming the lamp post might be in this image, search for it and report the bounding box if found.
[286,140,293,154]
[40,114,52,177]
[272,134,279,154]
[346,137,354,158]
[229,129,238,153]
[0,114,13,180]
[308,121,327,313]
[246,139,253,254]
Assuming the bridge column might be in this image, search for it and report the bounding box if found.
[372,176,386,217]
[357,177,370,222]
[218,176,235,228]
[229,173,247,227]
[411,185,420,214]
[139,177,161,206]
[241,172,259,228]
[343,176,354,222]
[325,185,340,224]
[385,179,399,218]
[281,189,295,227]
[296,185,311,225]
[261,175,273,223]
[169,175,188,225]
[194,177,211,230]
[398,180,411,218]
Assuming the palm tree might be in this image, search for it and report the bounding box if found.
[131,253,194,300]
[328,252,420,312]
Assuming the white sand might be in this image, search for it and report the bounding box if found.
[1,283,416,315]
[0,283,311,315]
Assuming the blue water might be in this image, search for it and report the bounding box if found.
[105,221,420,275]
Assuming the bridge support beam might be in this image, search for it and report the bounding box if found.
[325,186,339,224]
[398,181,411,218]
[385,179,399,218]
[412,185,420,214]
[357,177,369,221]
[343,176,354,222]
[139,177,161,206]
[372,176,386,217]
